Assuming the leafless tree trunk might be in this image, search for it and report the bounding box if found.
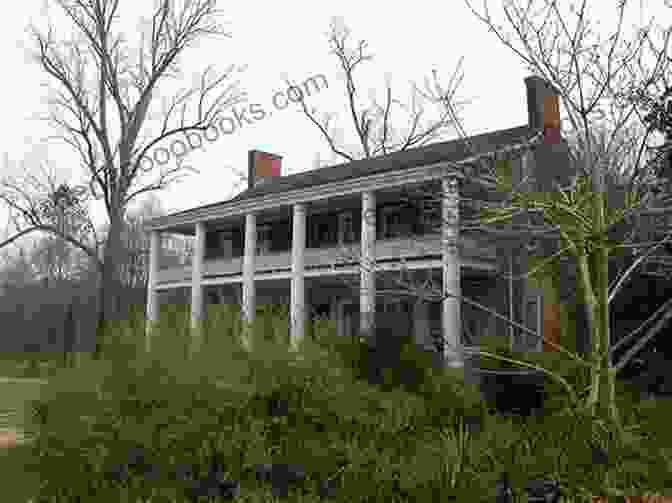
[3,0,246,359]
[459,0,671,428]
[96,193,171,318]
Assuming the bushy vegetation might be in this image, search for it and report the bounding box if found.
[3,304,672,502]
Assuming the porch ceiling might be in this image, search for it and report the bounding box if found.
[164,181,444,235]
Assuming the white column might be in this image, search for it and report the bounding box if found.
[291,203,306,351]
[242,212,257,351]
[145,230,161,353]
[190,222,206,354]
[442,176,463,368]
[360,190,376,340]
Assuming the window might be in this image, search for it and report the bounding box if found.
[419,199,440,233]
[311,214,336,247]
[338,211,355,244]
[206,230,235,259]
[379,206,395,239]
[219,231,233,259]
[380,205,410,239]
[256,225,272,255]
[520,295,542,351]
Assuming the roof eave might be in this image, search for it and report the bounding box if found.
[144,127,541,233]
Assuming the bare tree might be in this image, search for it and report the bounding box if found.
[34,170,99,285]
[458,0,670,429]
[622,26,672,199]
[0,247,42,295]
[95,193,172,316]
[290,17,470,163]
[2,0,246,358]
[298,1,671,433]
[563,118,672,360]
[119,198,164,290]
[0,158,102,263]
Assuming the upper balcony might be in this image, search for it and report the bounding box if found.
[156,232,498,286]
[154,184,501,287]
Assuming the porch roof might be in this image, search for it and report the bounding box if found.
[146,124,536,233]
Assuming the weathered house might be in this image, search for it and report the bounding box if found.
[143,75,582,367]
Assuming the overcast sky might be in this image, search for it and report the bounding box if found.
[0,0,668,261]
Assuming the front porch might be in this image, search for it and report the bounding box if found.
[155,233,497,287]
[154,267,509,361]
[145,175,546,368]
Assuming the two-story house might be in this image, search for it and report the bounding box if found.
[143,75,577,368]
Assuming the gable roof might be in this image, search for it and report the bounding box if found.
[146,124,536,231]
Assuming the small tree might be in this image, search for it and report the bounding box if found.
[460,0,672,431]
[295,2,672,436]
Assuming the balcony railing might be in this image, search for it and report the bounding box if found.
[156,233,496,285]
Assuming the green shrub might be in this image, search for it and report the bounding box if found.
[513,351,592,414]
[22,311,486,500]
[312,329,488,435]
[476,335,519,370]
[15,305,672,501]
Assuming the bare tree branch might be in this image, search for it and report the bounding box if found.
[289,17,468,163]
[22,0,245,357]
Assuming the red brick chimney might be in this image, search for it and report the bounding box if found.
[248,150,282,189]
[524,76,571,354]
[524,75,562,145]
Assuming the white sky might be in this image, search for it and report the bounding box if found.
[0,0,668,261]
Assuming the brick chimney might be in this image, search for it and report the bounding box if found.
[248,150,282,189]
[524,75,562,145]
[523,75,574,194]
[523,76,579,354]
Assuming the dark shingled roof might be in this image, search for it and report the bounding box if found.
[152,124,534,224]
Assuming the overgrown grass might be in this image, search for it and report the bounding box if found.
[2,303,671,502]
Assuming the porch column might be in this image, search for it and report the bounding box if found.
[442,176,463,368]
[360,190,376,340]
[145,230,161,353]
[242,212,257,351]
[291,202,306,352]
[190,222,206,354]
